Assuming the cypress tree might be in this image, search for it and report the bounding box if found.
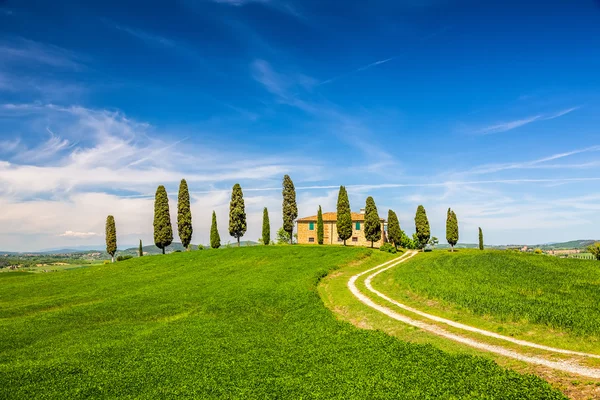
[364,196,381,248]
[387,209,401,249]
[138,239,143,257]
[210,211,221,249]
[262,207,270,245]
[446,208,459,252]
[153,185,173,254]
[317,205,324,245]
[282,175,298,244]
[105,215,117,263]
[229,183,247,247]
[414,205,431,251]
[336,186,352,245]
[177,179,193,251]
[479,227,484,250]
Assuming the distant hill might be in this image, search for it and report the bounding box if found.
[533,240,597,250]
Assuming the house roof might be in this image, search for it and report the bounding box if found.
[297,212,385,223]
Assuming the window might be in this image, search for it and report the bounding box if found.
[352,237,358,242]
[355,222,361,230]
[308,237,315,243]
[337,237,343,242]
[309,222,315,230]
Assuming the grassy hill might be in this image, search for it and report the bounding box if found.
[0,247,563,398]
[375,249,600,341]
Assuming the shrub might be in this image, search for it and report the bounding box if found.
[103,260,110,265]
[534,248,543,254]
[198,244,204,250]
[174,250,182,253]
[380,243,397,254]
[116,255,133,262]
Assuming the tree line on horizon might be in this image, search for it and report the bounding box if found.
[104,175,487,262]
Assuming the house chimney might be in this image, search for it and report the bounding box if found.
[359,208,365,214]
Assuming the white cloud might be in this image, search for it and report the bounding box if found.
[474,107,580,135]
[59,231,99,238]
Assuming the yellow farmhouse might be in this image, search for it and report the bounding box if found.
[297,210,386,248]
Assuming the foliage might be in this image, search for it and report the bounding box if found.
[210,211,221,249]
[336,186,352,245]
[387,210,401,249]
[377,250,600,338]
[153,185,173,255]
[445,208,459,251]
[429,236,439,247]
[276,227,291,244]
[105,215,117,263]
[0,247,563,399]
[116,255,133,262]
[379,243,397,254]
[414,205,431,250]
[177,179,193,250]
[282,175,298,245]
[228,183,247,246]
[364,197,381,248]
[197,244,204,251]
[138,240,143,257]
[399,231,414,249]
[534,248,543,254]
[262,207,270,245]
[479,227,484,250]
[588,242,600,261]
[317,206,324,245]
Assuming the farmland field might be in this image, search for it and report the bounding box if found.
[0,247,563,399]
[373,250,600,344]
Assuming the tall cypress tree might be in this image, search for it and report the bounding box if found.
[414,205,431,251]
[177,179,193,251]
[262,207,270,245]
[282,175,298,244]
[105,215,117,263]
[138,239,143,257]
[154,185,173,254]
[336,186,352,245]
[446,208,459,252]
[317,205,324,245]
[229,183,247,247]
[364,196,381,248]
[387,209,401,249]
[479,227,484,250]
[210,211,221,249]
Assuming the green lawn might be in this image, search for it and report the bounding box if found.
[0,247,563,399]
[374,250,600,341]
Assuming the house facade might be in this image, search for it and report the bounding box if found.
[297,211,386,248]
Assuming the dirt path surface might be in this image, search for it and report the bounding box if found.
[348,251,600,379]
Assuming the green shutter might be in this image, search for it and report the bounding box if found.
[309,222,315,230]
[355,222,360,230]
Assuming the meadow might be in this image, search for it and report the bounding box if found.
[0,247,564,399]
[374,250,600,340]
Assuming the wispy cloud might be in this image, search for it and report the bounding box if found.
[112,23,177,48]
[0,37,82,70]
[474,107,580,135]
[59,231,99,238]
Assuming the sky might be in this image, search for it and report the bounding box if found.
[0,0,599,251]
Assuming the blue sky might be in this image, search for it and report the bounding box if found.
[1,0,599,251]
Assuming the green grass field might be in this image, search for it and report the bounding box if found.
[374,250,600,342]
[0,247,564,399]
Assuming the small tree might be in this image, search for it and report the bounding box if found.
[588,242,600,261]
[138,239,143,257]
[276,227,291,244]
[387,210,401,249]
[282,175,298,245]
[446,208,459,252]
[414,205,431,251]
[336,186,352,245]
[105,215,117,263]
[229,183,247,247]
[364,197,381,248]
[210,211,221,249]
[317,206,324,245]
[400,231,412,249]
[262,207,270,245]
[429,236,439,247]
[479,227,484,250]
[177,179,193,251]
[154,185,173,254]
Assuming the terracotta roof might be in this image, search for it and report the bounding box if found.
[297,212,385,222]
